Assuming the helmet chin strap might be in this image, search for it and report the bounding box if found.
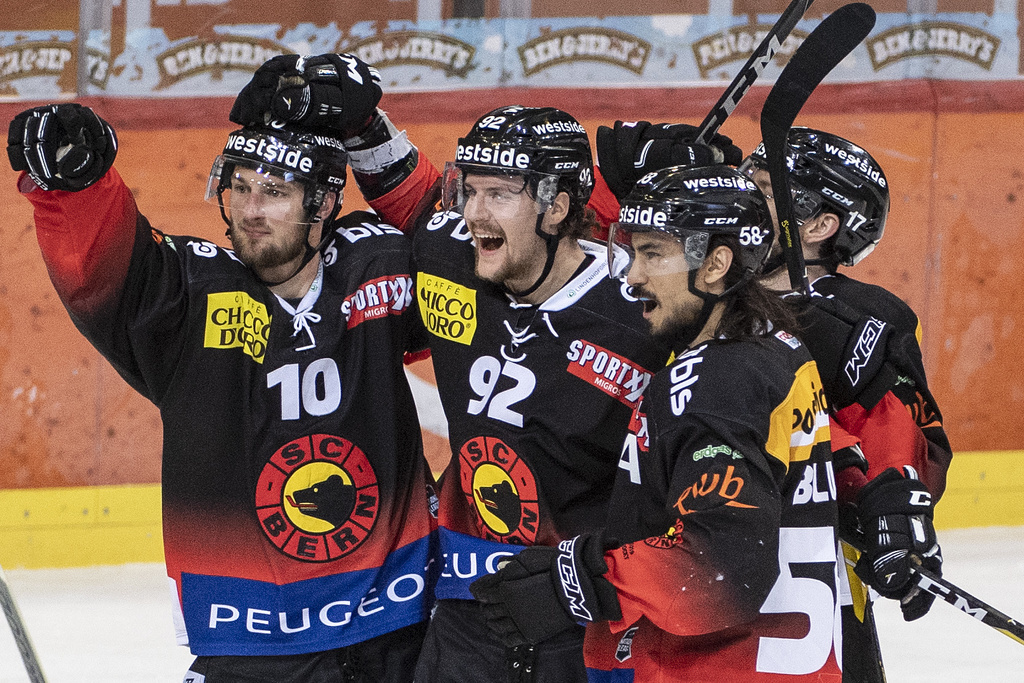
[504,213,561,299]
[673,266,754,350]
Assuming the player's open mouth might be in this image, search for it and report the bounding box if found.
[475,233,505,253]
[641,298,658,315]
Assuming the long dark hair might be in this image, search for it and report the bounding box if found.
[711,235,800,341]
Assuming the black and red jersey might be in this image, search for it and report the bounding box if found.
[811,273,952,498]
[365,154,668,601]
[586,332,842,682]
[22,169,436,656]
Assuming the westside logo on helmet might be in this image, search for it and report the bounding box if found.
[455,142,531,170]
[618,204,668,228]
[823,142,887,187]
[530,119,587,136]
[681,175,757,192]
[226,133,315,173]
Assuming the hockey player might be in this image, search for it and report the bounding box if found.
[738,128,951,682]
[470,164,842,682]
[7,74,436,681]
[382,108,672,682]
[227,57,727,680]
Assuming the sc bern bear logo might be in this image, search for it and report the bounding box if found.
[256,434,379,562]
[459,436,539,544]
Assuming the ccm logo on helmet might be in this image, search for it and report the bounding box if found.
[619,205,668,227]
[456,143,531,170]
[704,217,738,225]
[555,161,581,170]
[821,186,854,207]
[226,134,314,173]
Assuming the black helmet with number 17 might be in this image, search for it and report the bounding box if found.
[742,127,889,268]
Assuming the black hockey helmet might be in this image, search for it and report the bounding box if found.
[610,164,773,283]
[742,127,889,267]
[442,105,595,212]
[206,123,348,227]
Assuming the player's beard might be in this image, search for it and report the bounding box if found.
[634,283,705,349]
[228,218,307,274]
[472,225,538,289]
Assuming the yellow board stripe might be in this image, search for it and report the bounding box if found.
[0,450,1021,568]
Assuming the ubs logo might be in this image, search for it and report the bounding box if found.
[255,434,379,562]
[459,436,539,544]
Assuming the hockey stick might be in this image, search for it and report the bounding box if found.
[0,564,47,682]
[840,539,1024,646]
[759,3,876,293]
[912,563,1024,646]
[695,0,815,144]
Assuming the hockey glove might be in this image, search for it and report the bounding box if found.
[230,53,382,135]
[854,466,942,621]
[8,103,117,192]
[469,534,622,647]
[596,121,743,201]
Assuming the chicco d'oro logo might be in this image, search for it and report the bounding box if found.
[255,435,379,562]
[204,291,272,363]
[459,436,539,544]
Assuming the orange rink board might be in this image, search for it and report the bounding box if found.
[0,81,1022,529]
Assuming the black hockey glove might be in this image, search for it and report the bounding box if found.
[230,53,382,134]
[854,466,942,621]
[469,534,622,647]
[596,121,743,201]
[8,103,117,192]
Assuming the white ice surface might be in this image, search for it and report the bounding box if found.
[1,527,1022,682]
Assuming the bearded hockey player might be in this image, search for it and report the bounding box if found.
[390,108,670,682]
[740,128,951,683]
[7,78,436,681]
[471,165,843,682]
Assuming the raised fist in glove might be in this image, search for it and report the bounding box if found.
[596,121,744,201]
[8,103,117,192]
[230,53,382,135]
[469,534,621,647]
[854,466,942,621]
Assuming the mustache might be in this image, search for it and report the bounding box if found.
[628,284,655,301]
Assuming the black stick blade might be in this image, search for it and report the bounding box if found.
[760,3,877,293]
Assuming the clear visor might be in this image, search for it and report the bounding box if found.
[607,222,709,278]
[441,162,559,219]
[206,156,316,226]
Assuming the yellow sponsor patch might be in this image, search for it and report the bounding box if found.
[766,361,831,467]
[417,273,477,345]
[204,291,272,363]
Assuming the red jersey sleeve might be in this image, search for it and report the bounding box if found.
[588,166,620,242]
[367,151,442,234]
[22,168,137,316]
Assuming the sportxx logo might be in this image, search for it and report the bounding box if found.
[255,435,378,562]
[204,291,271,363]
[674,465,756,516]
[459,436,539,545]
[566,340,651,407]
[845,317,886,386]
[417,273,477,345]
[341,274,414,329]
